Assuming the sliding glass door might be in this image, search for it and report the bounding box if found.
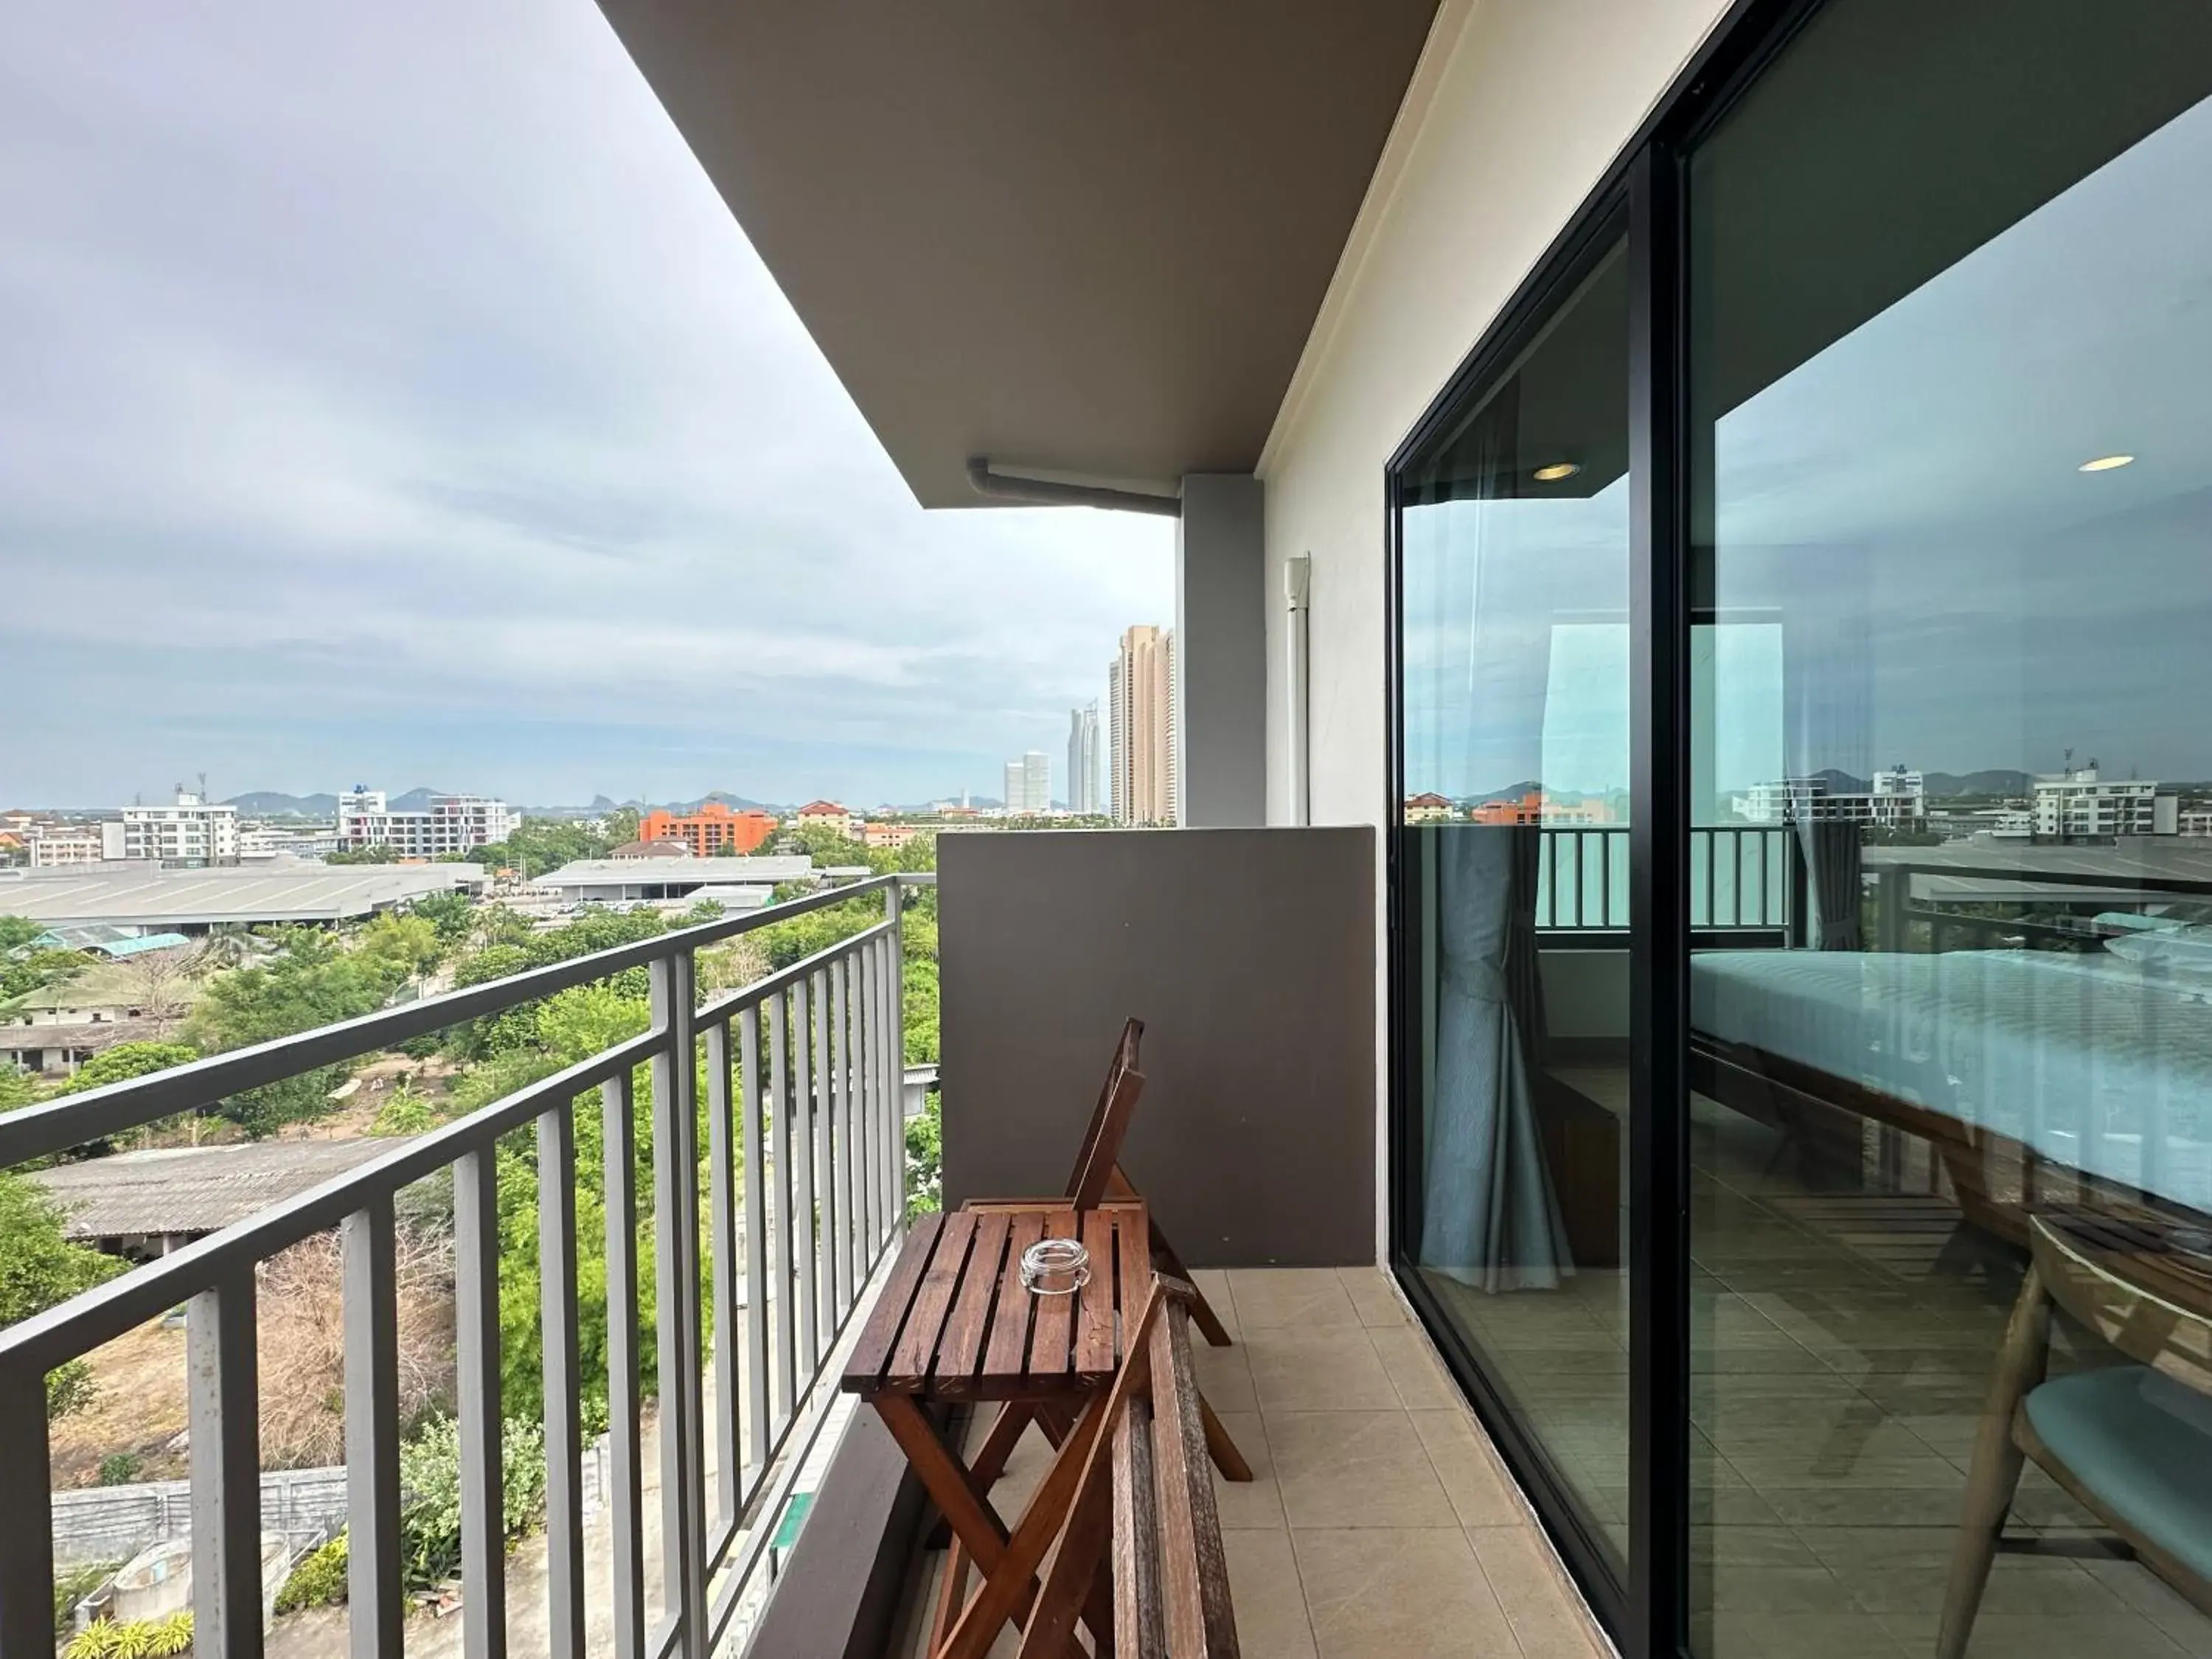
[1683,4,2212,1655]
[1392,4,2212,1655]
[1394,212,1636,1589]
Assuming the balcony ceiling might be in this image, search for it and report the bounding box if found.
[597,1,1440,507]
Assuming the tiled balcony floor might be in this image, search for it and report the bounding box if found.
[893,1266,1610,1659]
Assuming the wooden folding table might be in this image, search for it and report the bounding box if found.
[840,1200,1248,1658]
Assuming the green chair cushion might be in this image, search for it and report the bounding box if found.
[2023,1363,2212,1582]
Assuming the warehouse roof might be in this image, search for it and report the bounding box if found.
[534,856,815,888]
[0,862,483,928]
[30,1138,408,1241]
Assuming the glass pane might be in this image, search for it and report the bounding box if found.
[1397,226,1632,1567]
[1688,4,2212,1655]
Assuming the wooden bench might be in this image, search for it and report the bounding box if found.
[1012,1276,1239,1659]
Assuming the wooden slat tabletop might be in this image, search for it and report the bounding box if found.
[841,1199,1148,1401]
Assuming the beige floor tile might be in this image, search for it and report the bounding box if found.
[1229,1268,1363,1330]
[1267,1410,1458,1528]
[1368,1325,1463,1411]
[1187,1267,1239,1335]
[1208,1410,1287,1530]
[1192,1336,1260,1413]
[1877,1610,2187,1657]
[1246,1327,1400,1412]
[1225,1528,1319,1658]
[1292,1527,1516,1658]
[1336,1265,1406,1328]
[1695,1611,1906,1658]
[1408,1408,1528,1529]
[1470,1523,1601,1658]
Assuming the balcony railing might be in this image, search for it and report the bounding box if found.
[0,873,929,1659]
[1536,824,1789,932]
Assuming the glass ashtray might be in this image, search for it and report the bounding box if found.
[1020,1237,1090,1296]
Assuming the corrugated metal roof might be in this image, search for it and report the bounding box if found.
[30,1138,408,1239]
[0,863,482,927]
[535,856,814,888]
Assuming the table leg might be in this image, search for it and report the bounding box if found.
[930,1403,1038,1651]
[872,1394,1096,1659]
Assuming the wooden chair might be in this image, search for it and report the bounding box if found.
[1014,1274,1240,1659]
[970,1018,1234,1348]
[1938,1211,2212,1658]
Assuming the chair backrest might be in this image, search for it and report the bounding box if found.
[1065,1018,1144,1210]
[2030,1212,2212,1397]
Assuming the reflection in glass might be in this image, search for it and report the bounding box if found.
[1398,229,1632,1565]
[1687,4,2212,1654]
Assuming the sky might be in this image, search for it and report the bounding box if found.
[0,0,1172,810]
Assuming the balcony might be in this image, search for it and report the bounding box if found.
[0,835,1600,1658]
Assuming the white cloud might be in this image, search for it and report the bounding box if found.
[0,0,1172,806]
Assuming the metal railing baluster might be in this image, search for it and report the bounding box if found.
[767,988,799,1433]
[791,974,819,1371]
[703,1017,740,1533]
[737,1004,770,1490]
[649,950,707,1647]
[455,1146,507,1659]
[0,1362,52,1656]
[343,1198,404,1659]
[538,1103,585,1659]
[602,1069,646,1659]
[832,955,855,1318]
[188,1265,262,1659]
[812,968,836,1340]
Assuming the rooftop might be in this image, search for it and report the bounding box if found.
[29,1138,408,1240]
[0,862,483,928]
[533,855,815,888]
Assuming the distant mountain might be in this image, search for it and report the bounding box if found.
[223,791,337,817]
[224,786,445,816]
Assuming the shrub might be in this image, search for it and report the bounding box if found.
[96,1453,142,1486]
[52,1561,118,1640]
[274,1533,348,1613]
[397,1416,547,1590]
[63,1612,192,1658]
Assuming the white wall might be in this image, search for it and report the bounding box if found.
[1256,0,1733,1259]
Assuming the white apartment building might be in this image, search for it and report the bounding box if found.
[27,827,108,868]
[337,787,517,858]
[107,790,240,866]
[1736,766,1926,829]
[2183,809,2212,838]
[2031,765,2178,838]
[1067,705,1101,815]
[239,823,343,860]
[999,750,1050,815]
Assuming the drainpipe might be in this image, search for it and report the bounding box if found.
[1285,554,1312,826]
[965,457,1182,518]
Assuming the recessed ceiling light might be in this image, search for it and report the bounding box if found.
[1533,462,1581,482]
[2079,454,2135,472]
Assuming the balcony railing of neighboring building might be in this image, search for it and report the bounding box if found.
[1534,824,1791,933]
[0,873,929,1659]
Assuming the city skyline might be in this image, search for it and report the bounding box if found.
[0,1,1172,810]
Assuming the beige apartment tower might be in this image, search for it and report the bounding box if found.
[1107,624,1176,826]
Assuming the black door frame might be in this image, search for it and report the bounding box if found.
[1382,3,1826,1656]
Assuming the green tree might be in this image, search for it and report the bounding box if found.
[324,844,400,865]
[0,1170,125,1415]
[185,930,399,1135]
[406,889,476,947]
[58,1042,200,1096]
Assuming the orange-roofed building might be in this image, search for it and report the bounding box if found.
[793,800,855,838]
[639,801,779,858]
[1468,790,1615,826]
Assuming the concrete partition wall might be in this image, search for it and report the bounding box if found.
[937,827,1374,1266]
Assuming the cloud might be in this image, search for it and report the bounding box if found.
[0,0,1171,807]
